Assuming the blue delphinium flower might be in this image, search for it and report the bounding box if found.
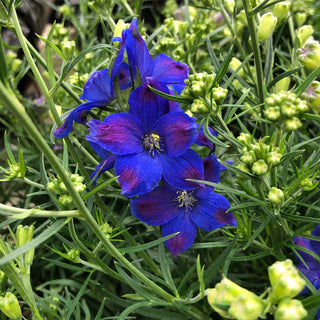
[86,92,203,197]
[294,224,320,319]
[54,64,130,138]
[130,154,237,256]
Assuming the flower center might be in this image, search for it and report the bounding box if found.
[143,131,162,156]
[175,190,197,212]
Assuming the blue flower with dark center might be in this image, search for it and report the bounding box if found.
[294,224,320,319]
[54,64,130,138]
[86,92,203,197]
[130,154,237,256]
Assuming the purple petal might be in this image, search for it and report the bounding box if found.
[161,149,204,190]
[80,68,114,102]
[152,53,189,86]
[86,114,144,155]
[310,224,320,256]
[124,18,153,80]
[130,186,181,225]
[162,213,197,257]
[89,141,112,160]
[190,192,236,231]
[117,63,131,90]
[195,125,218,149]
[115,151,163,197]
[90,155,116,184]
[54,101,105,139]
[296,263,319,294]
[203,154,221,184]
[129,80,170,131]
[294,236,320,270]
[155,112,197,157]
[111,36,126,82]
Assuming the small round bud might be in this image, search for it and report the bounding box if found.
[273,2,291,23]
[275,77,290,92]
[0,292,22,320]
[300,177,315,191]
[275,298,308,320]
[265,106,281,121]
[229,57,245,77]
[295,12,307,27]
[67,248,80,263]
[240,151,256,165]
[257,13,277,41]
[251,160,269,176]
[268,187,284,206]
[61,41,75,60]
[281,103,297,117]
[297,25,314,47]
[58,4,73,16]
[211,87,228,104]
[302,81,320,112]
[297,39,320,70]
[266,151,282,166]
[237,132,252,145]
[59,194,73,208]
[284,117,302,131]
[191,98,211,114]
[237,10,248,26]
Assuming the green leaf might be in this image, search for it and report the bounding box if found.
[267,67,301,90]
[4,131,16,164]
[0,29,8,86]
[148,85,193,103]
[294,66,320,94]
[213,45,233,87]
[37,33,67,61]
[118,301,151,320]
[196,255,205,297]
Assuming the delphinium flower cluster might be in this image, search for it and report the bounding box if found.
[54,18,237,256]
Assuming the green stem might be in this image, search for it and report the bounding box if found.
[23,177,45,190]
[0,83,175,303]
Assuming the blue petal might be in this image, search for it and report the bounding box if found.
[161,149,204,190]
[203,154,221,184]
[310,224,320,256]
[295,263,319,294]
[90,155,116,184]
[111,36,126,82]
[80,68,114,102]
[294,236,320,270]
[115,151,163,197]
[89,141,112,160]
[130,186,181,225]
[195,124,218,149]
[152,53,189,87]
[162,213,197,257]
[54,101,105,139]
[155,112,197,157]
[129,80,170,131]
[86,113,144,155]
[117,63,131,90]
[190,191,236,231]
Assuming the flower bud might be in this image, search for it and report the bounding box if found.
[224,0,235,14]
[302,81,320,112]
[0,292,22,320]
[191,80,206,96]
[297,25,314,47]
[268,187,284,206]
[211,87,228,104]
[113,19,130,39]
[67,248,80,263]
[228,293,265,320]
[273,2,290,23]
[266,151,282,166]
[295,12,307,27]
[191,98,211,114]
[275,77,290,92]
[300,177,315,191]
[240,151,256,165]
[251,160,269,175]
[257,13,277,41]
[59,194,73,208]
[237,10,248,26]
[237,133,252,145]
[275,299,307,320]
[281,103,297,117]
[237,163,251,175]
[297,39,320,70]
[284,117,302,131]
[61,41,75,60]
[58,4,73,16]
[16,225,34,248]
[229,57,245,77]
[265,106,281,121]
[268,259,306,302]
[101,222,113,236]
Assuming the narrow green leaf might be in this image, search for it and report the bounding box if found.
[267,67,301,90]
[37,33,67,61]
[4,131,16,164]
[196,255,205,296]
[148,85,192,103]
[294,66,320,94]
[45,22,57,86]
[118,301,151,320]
[0,29,8,86]
[213,45,233,87]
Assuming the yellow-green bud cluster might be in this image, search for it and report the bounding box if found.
[0,292,22,320]
[101,222,113,238]
[207,278,265,320]
[268,259,306,303]
[52,23,70,44]
[301,81,320,112]
[66,248,80,263]
[300,177,318,191]
[16,225,35,266]
[4,163,23,180]
[236,136,282,176]
[264,91,308,131]
[47,172,86,209]
[297,39,320,71]
[275,298,308,320]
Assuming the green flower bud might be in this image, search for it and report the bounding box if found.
[275,298,308,320]
[295,12,307,27]
[302,81,320,112]
[268,259,306,302]
[228,293,265,320]
[281,103,297,117]
[59,181,68,193]
[273,2,291,23]
[0,270,7,287]
[101,222,113,236]
[297,40,320,70]
[211,87,228,104]
[58,4,73,16]
[300,177,315,191]
[224,0,235,14]
[265,106,281,120]
[16,225,34,248]
[191,98,211,114]
[66,248,80,263]
[268,187,284,206]
[257,13,277,41]
[61,41,75,60]
[113,19,130,39]
[275,77,290,92]
[59,194,73,208]
[240,151,256,165]
[284,117,302,131]
[47,180,59,194]
[266,151,282,166]
[237,163,251,175]
[0,292,22,320]
[237,132,252,145]
[237,10,248,26]
[229,57,245,77]
[191,80,206,96]
[251,159,269,175]
[297,25,314,47]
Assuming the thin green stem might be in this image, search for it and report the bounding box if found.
[23,177,45,190]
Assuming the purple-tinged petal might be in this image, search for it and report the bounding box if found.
[124,18,153,80]
[161,149,204,190]
[171,83,186,95]
[80,68,114,102]
[294,236,320,270]
[90,155,116,184]
[54,101,105,139]
[162,213,197,257]
[117,62,131,90]
[190,192,236,231]
[86,114,144,155]
[115,151,162,197]
[130,186,181,225]
[155,112,197,157]
[310,224,320,256]
[152,53,189,86]
[129,80,170,131]
[296,263,319,294]
[203,154,221,184]
[168,87,182,112]
[111,37,126,82]
[220,160,233,171]
[89,141,112,160]
[195,125,217,149]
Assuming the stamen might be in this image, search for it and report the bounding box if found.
[143,131,163,156]
[175,190,197,212]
